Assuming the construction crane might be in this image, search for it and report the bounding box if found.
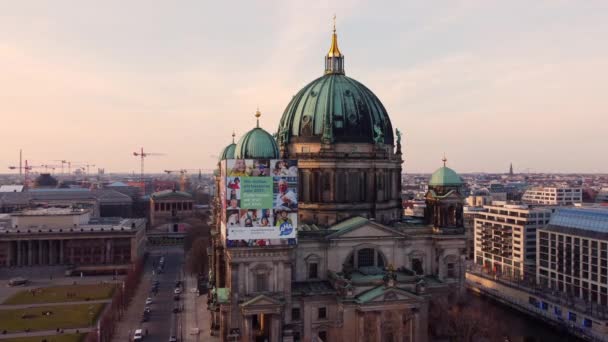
[133,147,165,195]
[71,163,96,175]
[164,168,214,191]
[8,161,58,187]
[164,169,194,192]
[53,160,69,175]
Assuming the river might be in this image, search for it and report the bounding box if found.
[466,290,582,342]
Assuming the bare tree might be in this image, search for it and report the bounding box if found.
[186,237,210,276]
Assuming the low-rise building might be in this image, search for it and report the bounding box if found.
[0,208,146,268]
[537,208,608,306]
[149,189,195,230]
[0,189,133,217]
[523,186,582,205]
[474,203,555,279]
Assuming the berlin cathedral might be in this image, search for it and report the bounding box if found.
[208,23,467,342]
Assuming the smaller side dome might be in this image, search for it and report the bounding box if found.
[234,109,279,159]
[220,143,236,160]
[219,132,237,161]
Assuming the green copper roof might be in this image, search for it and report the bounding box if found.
[219,143,236,161]
[277,74,394,145]
[429,166,463,187]
[216,287,230,304]
[234,127,279,159]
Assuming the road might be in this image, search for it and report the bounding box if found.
[113,247,184,342]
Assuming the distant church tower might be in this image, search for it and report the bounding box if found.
[509,163,514,176]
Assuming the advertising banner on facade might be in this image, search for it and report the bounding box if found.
[220,159,298,247]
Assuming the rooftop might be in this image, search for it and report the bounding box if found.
[0,218,145,235]
[12,208,89,216]
[548,208,608,233]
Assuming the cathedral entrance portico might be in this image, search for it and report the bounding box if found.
[240,295,283,342]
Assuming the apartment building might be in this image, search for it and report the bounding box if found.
[474,203,554,279]
[537,208,608,306]
[522,187,582,205]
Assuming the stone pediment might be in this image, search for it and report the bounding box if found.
[241,294,282,308]
[240,294,283,315]
[356,286,421,304]
[326,217,403,240]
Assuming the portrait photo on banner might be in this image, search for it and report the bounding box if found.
[271,159,298,177]
[227,159,253,177]
[273,176,298,210]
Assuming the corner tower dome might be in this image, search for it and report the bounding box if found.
[429,157,463,187]
[235,109,280,159]
[277,22,394,146]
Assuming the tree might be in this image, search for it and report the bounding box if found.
[186,237,210,275]
[429,292,507,341]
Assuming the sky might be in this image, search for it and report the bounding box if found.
[1,0,607,174]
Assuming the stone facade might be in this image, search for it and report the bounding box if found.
[0,209,146,268]
[149,189,195,229]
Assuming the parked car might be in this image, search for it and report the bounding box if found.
[145,298,153,305]
[173,295,180,301]
[174,288,181,295]
[168,336,177,342]
[173,306,180,313]
[133,329,143,341]
[141,315,148,323]
[175,280,182,287]
[144,307,151,314]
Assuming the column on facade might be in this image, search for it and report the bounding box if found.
[38,240,44,265]
[17,241,22,266]
[7,241,13,266]
[59,240,64,264]
[242,315,252,342]
[238,263,246,294]
[283,261,292,322]
[374,312,382,342]
[357,312,365,341]
[270,314,281,342]
[49,240,55,265]
[220,310,229,342]
[69,240,75,264]
[106,239,112,264]
[244,263,250,294]
[229,263,240,325]
[396,310,404,341]
[28,240,33,266]
[100,239,105,264]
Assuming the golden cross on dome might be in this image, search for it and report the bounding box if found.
[333,14,337,33]
[442,154,447,167]
[255,107,261,128]
[231,131,236,143]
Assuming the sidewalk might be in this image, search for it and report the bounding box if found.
[0,327,94,340]
[112,266,152,342]
[182,274,218,342]
[0,299,111,310]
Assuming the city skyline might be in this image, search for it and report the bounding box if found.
[1,1,607,174]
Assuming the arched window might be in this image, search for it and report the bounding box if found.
[353,248,386,269]
[357,248,375,267]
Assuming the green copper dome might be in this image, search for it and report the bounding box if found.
[219,143,236,161]
[235,117,279,159]
[278,74,393,145]
[277,29,393,146]
[429,166,463,187]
